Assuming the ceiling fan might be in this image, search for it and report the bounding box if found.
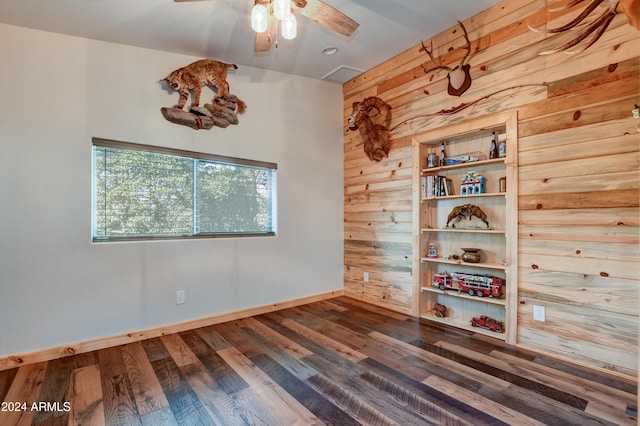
[174,0,359,52]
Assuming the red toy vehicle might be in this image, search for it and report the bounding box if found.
[470,315,503,333]
[432,271,504,298]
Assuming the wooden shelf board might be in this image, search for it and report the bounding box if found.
[420,314,507,340]
[422,192,505,202]
[420,286,506,306]
[421,228,505,234]
[421,157,505,173]
[420,257,507,270]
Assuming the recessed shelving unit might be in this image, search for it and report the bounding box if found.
[412,111,518,344]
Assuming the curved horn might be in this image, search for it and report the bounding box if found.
[539,2,617,54]
[361,97,391,126]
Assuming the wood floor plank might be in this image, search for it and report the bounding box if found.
[159,334,200,368]
[250,353,359,425]
[370,331,512,390]
[97,347,141,426]
[358,369,477,426]
[359,357,505,426]
[146,355,213,425]
[279,318,367,363]
[179,329,248,395]
[219,319,319,380]
[490,349,636,412]
[217,346,320,425]
[0,368,18,402]
[306,373,400,426]
[68,364,105,426]
[119,342,174,421]
[432,339,589,409]
[422,374,545,426]
[239,316,313,359]
[179,362,250,426]
[0,362,48,426]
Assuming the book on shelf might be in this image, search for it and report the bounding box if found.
[422,175,452,198]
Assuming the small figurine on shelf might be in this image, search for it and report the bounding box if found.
[460,171,475,195]
[433,303,447,318]
[427,242,438,258]
[445,203,490,229]
[439,142,447,167]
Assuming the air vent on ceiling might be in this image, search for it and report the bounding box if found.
[321,65,364,83]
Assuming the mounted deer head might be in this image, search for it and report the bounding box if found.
[420,21,473,97]
[530,0,639,55]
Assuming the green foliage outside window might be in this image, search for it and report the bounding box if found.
[92,140,276,241]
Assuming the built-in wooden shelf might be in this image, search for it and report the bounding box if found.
[420,257,507,271]
[422,192,505,202]
[421,157,506,174]
[421,228,506,234]
[419,313,507,341]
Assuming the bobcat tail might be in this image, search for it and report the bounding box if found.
[229,63,238,70]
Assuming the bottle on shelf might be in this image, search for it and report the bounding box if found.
[489,132,499,159]
[439,142,447,167]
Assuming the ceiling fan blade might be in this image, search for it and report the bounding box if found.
[295,0,359,37]
[255,13,276,52]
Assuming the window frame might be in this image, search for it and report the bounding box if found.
[92,138,277,242]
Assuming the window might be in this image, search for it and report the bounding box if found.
[92,138,276,241]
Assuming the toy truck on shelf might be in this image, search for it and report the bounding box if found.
[432,271,504,298]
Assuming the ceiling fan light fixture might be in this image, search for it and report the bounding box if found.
[251,4,268,33]
[281,12,297,40]
[273,0,291,21]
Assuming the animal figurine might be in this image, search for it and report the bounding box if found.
[433,303,447,318]
[347,97,392,162]
[162,59,237,111]
[446,203,489,228]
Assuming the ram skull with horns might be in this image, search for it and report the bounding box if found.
[347,97,392,162]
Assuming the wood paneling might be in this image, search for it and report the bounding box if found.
[343,0,639,376]
[1,297,635,425]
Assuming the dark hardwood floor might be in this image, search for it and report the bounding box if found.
[0,296,637,425]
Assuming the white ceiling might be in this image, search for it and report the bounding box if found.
[0,0,499,83]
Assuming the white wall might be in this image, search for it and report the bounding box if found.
[0,23,344,357]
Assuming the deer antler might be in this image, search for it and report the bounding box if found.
[420,21,471,74]
[530,0,620,54]
[420,40,452,74]
[457,20,472,68]
[420,21,474,96]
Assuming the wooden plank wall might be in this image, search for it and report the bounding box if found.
[343,0,639,376]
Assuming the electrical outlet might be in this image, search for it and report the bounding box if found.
[363,272,369,282]
[533,305,545,322]
[176,290,185,305]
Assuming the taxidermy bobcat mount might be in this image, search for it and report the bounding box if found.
[160,59,246,130]
[347,97,392,162]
